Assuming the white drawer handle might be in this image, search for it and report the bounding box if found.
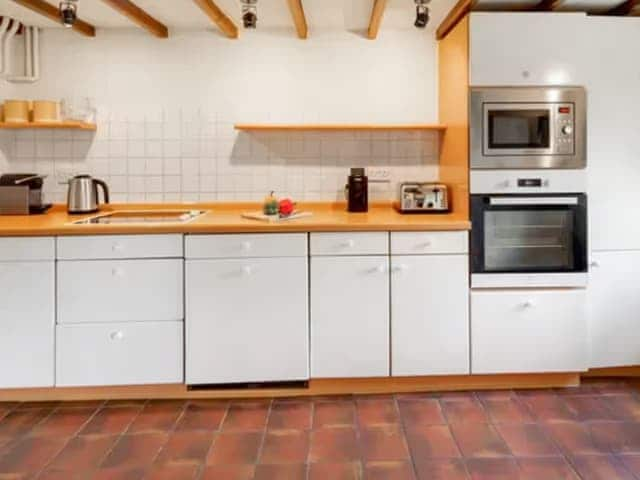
[109,331,124,341]
[590,261,600,268]
[392,264,408,273]
[418,241,432,248]
[522,300,536,309]
[372,264,387,274]
[112,267,125,277]
[241,241,252,252]
[340,239,355,248]
[242,265,254,276]
[112,242,124,252]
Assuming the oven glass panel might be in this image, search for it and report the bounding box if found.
[488,109,550,149]
[483,210,574,271]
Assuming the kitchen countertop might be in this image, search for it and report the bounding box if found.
[0,203,471,236]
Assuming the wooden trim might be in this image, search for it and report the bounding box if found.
[0,373,580,402]
[607,0,640,15]
[99,0,168,38]
[192,0,239,39]
[234,124,447,131]
[287,0,308,39]
[535,0,566,10]
[583,366,640,377]
[0,121,96,131]
[9,0,96,37]
[436,0,476,40]
[367,0,388,40]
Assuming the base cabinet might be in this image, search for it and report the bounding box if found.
[588,251,640,368]
[471,289,587,374]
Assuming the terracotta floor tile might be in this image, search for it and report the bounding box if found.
[604,395,640,421]
[0,409,51,439]
[175,402,227,432]
[253,463,307,480]
[221,402,269,431]
[309,427,360,462]
[127,402,185,433]
[405,425,461,459]
[438,391,477,401]
[562,395,622,422]
[356,399,400,427]
[92,466,146,480]
[15,401,60,410]
[308,462,361,480]
[364,461,416,480]
[206,431,263,465]
[313,401,356,428]
[201,465,255,480]
[30,408,95,437]
[146,463,200,480]
[441,398,488,424]
[465,458,520,480]
[155,430,214,465]
[398,399,445,426]
[360,426,410,462]
[591,380,635,395]
[267,402,312,431]
[79,406,141,435]
[570,454,636,480]
[544,421,609,455]
[520,394,579,423]
[38,468,88,480]
[449,423,511,458]
[494,423,560,457]
[589,422,640,454]
[475,390,517,401]
[259,430,309,464]
[517,457,580,480]
[0,435,68,474]
[47,434,118,472]
[616,454,640,478]
[481,398,535,424]
[100,432,168,469]
[414,459,469,480]
[104,399,148,408]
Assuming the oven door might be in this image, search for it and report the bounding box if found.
[471,194,588,288]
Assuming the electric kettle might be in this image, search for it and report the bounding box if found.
[67,175,110,214]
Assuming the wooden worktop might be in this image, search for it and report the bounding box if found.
[0,203,470,236]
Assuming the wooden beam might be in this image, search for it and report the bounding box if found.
[9,0,95,37]
[287,0,308,39]
[436,0,477,41]
[367,0,387,39]
[192,0,239,39]
[535,0,566,10]
[607,0,640,15]
[100,0,168,38]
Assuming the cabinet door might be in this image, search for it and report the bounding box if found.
[186,257,309,384]
[588,251,640,368]
[0,261,54,388]
[311,256,389,378]
[472,289,587,374]
[469,12,589,86]
[391,255,469,376]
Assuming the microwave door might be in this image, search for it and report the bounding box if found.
[483,103,554,156]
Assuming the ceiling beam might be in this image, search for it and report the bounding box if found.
[100,0,168,38]
[535,0,566,10]
[367,0,387,39]
[287,0,308,39]
[607,0,640,15]
[9,0,96,37]
[436,0,477,40]
[192,0,239,39]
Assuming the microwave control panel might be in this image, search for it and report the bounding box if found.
[555,104,575,154]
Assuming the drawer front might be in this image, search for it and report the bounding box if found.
[56,321,183,387]
[0,237,54,261]
[471,289,587,374]
[57,235,183,260]
[391,231,468,255]
[57,259,183,324]
[186,233,307,259]
[310,233,388,256]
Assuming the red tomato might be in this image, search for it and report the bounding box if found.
[279,198,295,216]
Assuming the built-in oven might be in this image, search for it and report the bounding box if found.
[470,193,588,288]
[470,86,586,169]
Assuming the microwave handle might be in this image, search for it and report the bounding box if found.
[489,197,579,206]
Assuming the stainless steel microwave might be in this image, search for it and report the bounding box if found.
[470,86,586,169]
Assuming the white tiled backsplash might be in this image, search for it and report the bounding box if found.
[0,112,439,203]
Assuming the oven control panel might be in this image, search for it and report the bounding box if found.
[555,104,575,155]
[470,170,587,195]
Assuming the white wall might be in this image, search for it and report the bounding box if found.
[0,28,441,203]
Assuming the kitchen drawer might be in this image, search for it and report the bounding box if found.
[390,231,468,255]
[57,259,183,324]
[56,235,183,260]
[0,237,54,261]
[310,232,388,256]
[471,289,587,374]
[56,321,183,387]
[186,233,307,259]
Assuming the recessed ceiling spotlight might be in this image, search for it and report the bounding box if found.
[414,0,430,29]
[59,0,79,28]
[241,0,258,29]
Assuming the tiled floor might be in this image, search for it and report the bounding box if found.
[1,380,640,479]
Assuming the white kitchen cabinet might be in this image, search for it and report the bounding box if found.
[186,233,307,259]
[471,289,587,374]
[310,233,388,256]
[0,259,55,388]
[57,234,183,260]
[469,12,589,86]
[57,259,183,324]
[186,255,309,384]
[391,254,469,376]
[56,321,183,387]
[390,231,468,255]
[310,256,389,378]
[588,251,640,368]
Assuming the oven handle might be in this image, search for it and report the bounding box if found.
[489,197,579,206]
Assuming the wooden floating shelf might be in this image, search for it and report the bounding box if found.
[234,123,447,132]
[0,121,97,131]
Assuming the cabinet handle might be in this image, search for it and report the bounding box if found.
[522,300,536,309]
[112,242,124,252]
[112,267,125,277]
[109,331,124,341]
[418,241,432,248]
[242,265,254,276]
[340,239,355,248]
[392,264,408,273]
[590,261,600,268]
[241,241,252,252]
[374,264,387,274]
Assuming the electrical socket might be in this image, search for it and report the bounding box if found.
[367,167,391,182]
